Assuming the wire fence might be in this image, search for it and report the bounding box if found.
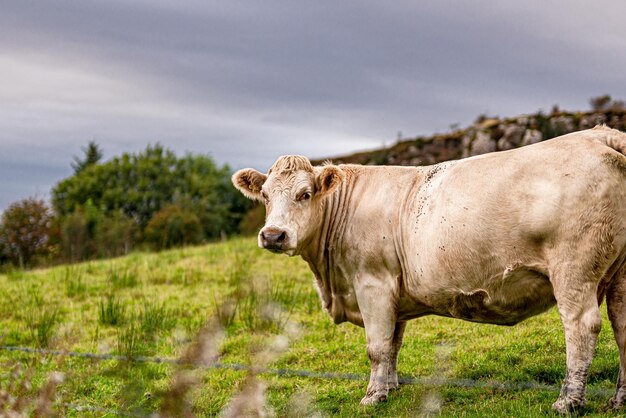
[0,344,615,416]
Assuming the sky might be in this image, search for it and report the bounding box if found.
[1,1,626,210]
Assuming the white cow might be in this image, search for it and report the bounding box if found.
[232,126,626,413]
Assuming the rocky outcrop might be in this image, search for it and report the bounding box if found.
[315,109,626,167]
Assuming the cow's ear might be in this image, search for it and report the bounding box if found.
[315,165,345,196]
[232,168,267,201]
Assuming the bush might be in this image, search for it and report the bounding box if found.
[0,198,53,267]
[239,204,265,236]
[59,209,90,262]
[95,211,139,258]
[145,204,203,249]
[59,202,138,262]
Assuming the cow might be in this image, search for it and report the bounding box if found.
[232,126,626,413]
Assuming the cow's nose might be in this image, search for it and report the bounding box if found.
[260,227,288,250]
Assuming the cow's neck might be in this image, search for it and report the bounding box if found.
[298,165,433,324]
[300,170,357,320]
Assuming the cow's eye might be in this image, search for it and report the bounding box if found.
[298,192,311,201]
[261,191,269,202]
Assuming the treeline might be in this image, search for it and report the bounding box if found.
[0,143,250,268]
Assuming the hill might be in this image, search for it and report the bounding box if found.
[314,108,626,167]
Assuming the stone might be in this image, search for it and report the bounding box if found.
[522,129,542,146]
[501,124,526,147]
[580,113,607,129]
[497,137,516,151]
[470,131,496,156]
[550,116,575,134]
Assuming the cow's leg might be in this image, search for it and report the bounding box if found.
[388,321,406,390]
[357,280,397,406]
[552,276,602,414]
[607,269,626,410]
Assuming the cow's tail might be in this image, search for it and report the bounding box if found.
[593,125,626,155]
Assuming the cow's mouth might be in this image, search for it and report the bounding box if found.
[266,247,296,256]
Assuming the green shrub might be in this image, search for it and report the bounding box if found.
[60,203,138,262]
[239,204,265,236]
[145,204,203,249]
[95,212,139,258]
[59,209,90,262]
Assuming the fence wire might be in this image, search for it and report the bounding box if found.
[0,344,615,416]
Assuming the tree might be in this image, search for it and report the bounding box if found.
[0,198,53,267]
[590,95,612,111]
[589,95,626,111]
[71,141,103,174]
[52,144,250,253]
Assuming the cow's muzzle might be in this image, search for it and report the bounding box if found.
[259,227,290,252]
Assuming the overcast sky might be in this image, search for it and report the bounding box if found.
[1,1,625,210]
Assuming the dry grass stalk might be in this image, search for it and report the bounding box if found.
[0,363,64,418]
[33,372,65,418]
[220,376,270,418]
[156,318,224,418]
[284,390,321,418]
[220,305,299,418]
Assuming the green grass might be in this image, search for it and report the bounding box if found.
[0,236,623,416]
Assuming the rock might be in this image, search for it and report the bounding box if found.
[461,134,473,158]
[470,131,496,156]
[461,134,472,149]
[580,113,607,129]
[407,145,419,155]
[497,137,516,151]
[609,115,624,130]
[550,116,575,134]
[501,124,526,147]
[522,129,542,146]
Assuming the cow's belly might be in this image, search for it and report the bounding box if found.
[404,266,557,325]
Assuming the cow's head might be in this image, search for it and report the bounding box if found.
[232,155,344,255]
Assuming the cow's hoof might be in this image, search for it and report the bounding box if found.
[360,392,387,406]
[552,396,586,414]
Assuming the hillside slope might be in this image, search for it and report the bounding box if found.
[0,237,623,416]
[315,108,626,166]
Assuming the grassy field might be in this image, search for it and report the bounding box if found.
[0,236,624,417]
